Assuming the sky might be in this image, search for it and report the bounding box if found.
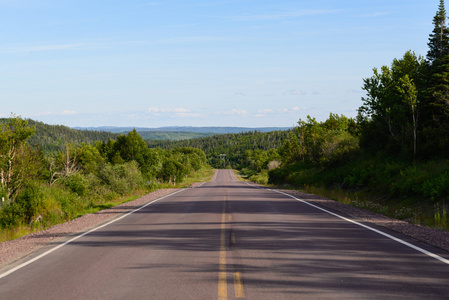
[0,0,439,128]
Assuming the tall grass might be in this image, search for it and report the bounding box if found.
[0,166,214,243]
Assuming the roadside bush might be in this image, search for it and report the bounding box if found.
[0,202,25,228]
[421,173,449,202]
[60,173,90,197]
[98,161,145,195]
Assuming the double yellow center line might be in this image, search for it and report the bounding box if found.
[218,198,245,299]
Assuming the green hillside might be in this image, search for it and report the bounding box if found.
[137,131,216,141]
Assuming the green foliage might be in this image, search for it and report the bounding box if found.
[147,130,291,169]
[359,51,425,159]
[60,173,90,197]
[277,114,360,168]
[427,0,449,62]
[0,116,41,199]
[98,161,145,195]
[18,119,118,155]
[138,131,216,141]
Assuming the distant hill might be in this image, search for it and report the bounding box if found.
[146,129,293,168]
[73,126,292,134]
[0,119,118,154]
[138,131,216,141]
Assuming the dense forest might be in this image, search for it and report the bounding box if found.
[0,117,209,241]
[147,130,291,168]
[0,119,119,154]
[138,131,216,141]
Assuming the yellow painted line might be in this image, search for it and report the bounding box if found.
[228,215,232,221]
[234,272,245,298]
[218,200,227,300]
[231,232,236,244]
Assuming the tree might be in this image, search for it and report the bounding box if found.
[0,116,37,199]
[427,0,449,63]
[397,75,419,160]
[359,51,425,158]
[421,0,449,157]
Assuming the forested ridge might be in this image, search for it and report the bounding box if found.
[147,130,291,168]
[138,131,216,141]
[0,118,119,154]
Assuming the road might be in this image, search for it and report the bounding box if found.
[0,169,448,299]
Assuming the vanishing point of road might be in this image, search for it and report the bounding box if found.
[1,169,448,299]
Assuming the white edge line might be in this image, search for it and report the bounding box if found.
[0,189,186,279]
[272,189,449,266]
[242,181,449,266]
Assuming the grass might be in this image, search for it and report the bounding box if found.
[0,224,35,243]
[74,193,144,218]
[242,171,449,231]
[0,167,216,243]
[157,166,215,189]
[298,185,448,231]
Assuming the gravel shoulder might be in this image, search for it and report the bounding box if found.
[0,188,180,270]
[1,178,448,271]
[279,188,449,253]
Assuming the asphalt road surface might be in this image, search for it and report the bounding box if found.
[1,169,449,299]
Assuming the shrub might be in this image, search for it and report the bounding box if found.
[98,161,145,195]
[60,173,90,197]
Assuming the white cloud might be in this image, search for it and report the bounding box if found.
[278,107,306,113]
[286,89,306,96]
[174,112,202,118]
[257,108,274,114]
[147,107,191,113]
[146,107,200,118]
[222,109,248,115]
[62,110,77,115]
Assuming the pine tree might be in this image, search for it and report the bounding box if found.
[427,0,449,63]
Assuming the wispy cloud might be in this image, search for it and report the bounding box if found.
[215,109,248,115]
[62,110,77,115]
[28,110,78,117]
[148,107,191,113]
[3,43,86,54]
[278,106,306,113]
[360,11,392,18]
[147,107,201,118]
[258,108,274,114]
[285,89,306,96]
[226,9,343,22]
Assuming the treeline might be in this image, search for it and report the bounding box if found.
[0,118,208,240]
[138,131,216,141]
[147,130,291,168]
[0,119,118,154]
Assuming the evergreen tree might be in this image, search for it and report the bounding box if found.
[427,0,449,62]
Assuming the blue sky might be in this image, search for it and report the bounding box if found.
[0,0,438,128]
